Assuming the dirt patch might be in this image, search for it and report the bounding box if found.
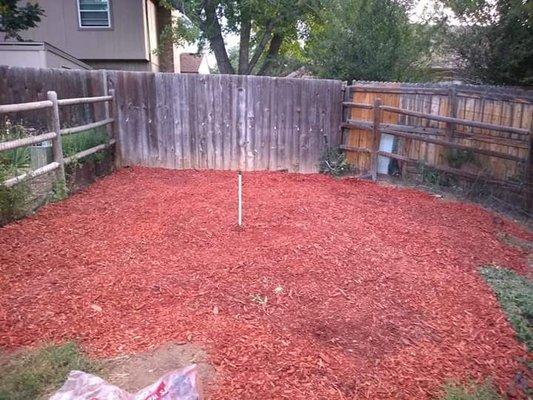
[100,342,215,396]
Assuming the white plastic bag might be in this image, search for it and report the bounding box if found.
[50,364,200,400]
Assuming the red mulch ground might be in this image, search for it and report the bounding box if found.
[0,167,531,399]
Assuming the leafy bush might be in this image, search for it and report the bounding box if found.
[0,122,30,224]
[319,147,350,176]
[416,161,455,187]
[0,168,29,225]
[445,149,476,169]
[0,122,30,174]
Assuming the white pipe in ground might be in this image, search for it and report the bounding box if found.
[238,171,243,226]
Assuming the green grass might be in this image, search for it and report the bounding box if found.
[0,342,99,400]
[61,127,108,159]
[480,265,533,351]
[439,381,501,400]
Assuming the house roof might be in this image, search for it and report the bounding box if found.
[180,53,204,73]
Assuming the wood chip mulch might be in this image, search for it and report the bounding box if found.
[0,167,531,399]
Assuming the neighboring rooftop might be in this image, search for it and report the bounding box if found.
[179,53,208,74]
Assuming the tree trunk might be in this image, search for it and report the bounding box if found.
[258,33,283,76]
[238,18,251,74]
[204,2,234,74]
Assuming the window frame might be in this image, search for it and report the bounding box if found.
[77,0,112,29]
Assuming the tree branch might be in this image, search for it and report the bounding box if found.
[258,33,283,76]
[248,21,275,73]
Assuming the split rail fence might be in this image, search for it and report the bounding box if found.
[0,90,116,188]
[342,82,532,209]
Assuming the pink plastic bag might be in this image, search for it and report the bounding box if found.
[49,364,200,400]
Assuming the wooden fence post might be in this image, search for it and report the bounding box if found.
[370,98,382,181]
[340,83,350,148]
[526,131,532,212]
[108,88,121,168]
[102,70,113,139]
[47,91,65,185]
[446,86,458,139]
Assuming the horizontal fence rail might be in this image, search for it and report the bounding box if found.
[3,162,60,188]
[64,139,116,165]
[57,95,113,106]
[0,100,53,114]
[60,118,114,136]
[0,131,57,152]
[0,91,116,189]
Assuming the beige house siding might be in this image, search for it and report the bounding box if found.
[19,0,169,72]
[0,42,92,69]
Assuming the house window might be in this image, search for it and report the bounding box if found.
[78,0,111,28]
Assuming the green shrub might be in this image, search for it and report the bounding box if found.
[0,122,30,173]
[0,167,29,225]
[445,149,476,169]
[319,147,350,177]
[416,161,456,187]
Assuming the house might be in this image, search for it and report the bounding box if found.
[0,0,207,73]
[0,41,93,70]
[179,53,210,74]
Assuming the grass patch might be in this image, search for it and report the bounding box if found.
[439,380,501,400]
[0,342,99,400]
[480,265,533,351]
[61,127,108,160]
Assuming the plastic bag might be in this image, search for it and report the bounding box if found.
[49,364,200,400]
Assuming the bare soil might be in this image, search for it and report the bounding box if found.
[101,342,215,396]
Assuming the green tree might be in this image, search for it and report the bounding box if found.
[303,0,434,82]
[0,0,44,41]
[440,0,533,85]
[159,0,320,75]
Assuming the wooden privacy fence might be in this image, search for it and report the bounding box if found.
[341,82,532,208]
[0,90,116,188]
[108,72,343,173]
[0,66,110,130]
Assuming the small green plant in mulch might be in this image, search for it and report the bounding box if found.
[0,342,99,400]
[319,147,350,177]
[439,380,501,400]
[480,265,533,351]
